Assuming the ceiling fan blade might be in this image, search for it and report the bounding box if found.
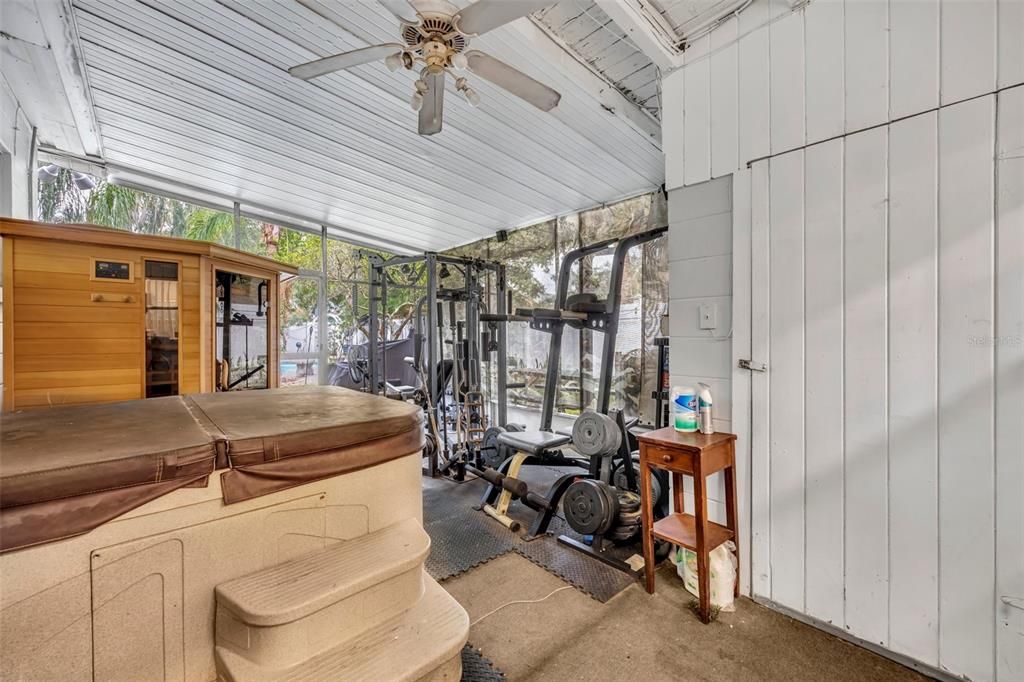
[289,43,404,80]
[465,50,561,111]
[379,0,419,24]
[456,0,553,35]
[418,71,445,136]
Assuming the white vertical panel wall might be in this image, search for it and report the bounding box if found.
[667,175,734,534]
[661,0,1024,679]
[662,0,1023,190]
[741,95,1021,682]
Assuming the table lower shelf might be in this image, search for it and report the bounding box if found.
[651,512,733,553]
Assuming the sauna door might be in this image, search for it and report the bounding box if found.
[212,267,277,391]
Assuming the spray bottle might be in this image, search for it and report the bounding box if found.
[698,382,714,435]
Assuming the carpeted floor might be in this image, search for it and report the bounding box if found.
[423,472,930,682]
[445,553,930,682]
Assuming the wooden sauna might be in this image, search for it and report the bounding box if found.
[0,218,297,411]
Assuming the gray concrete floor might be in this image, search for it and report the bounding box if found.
[444,553,929,682]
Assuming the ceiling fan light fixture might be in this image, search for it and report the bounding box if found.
[71,171,97,190]
[456,77,480,107]
[36,163,61,184]
[285,0,562,135]
[384,51,404,72]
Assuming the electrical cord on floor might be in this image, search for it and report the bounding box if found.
[470,586,574,626]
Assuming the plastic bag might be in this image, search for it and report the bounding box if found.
[672,541,737,612]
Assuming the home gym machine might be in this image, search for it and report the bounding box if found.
[364,252,512,478]
[473,226,671,563]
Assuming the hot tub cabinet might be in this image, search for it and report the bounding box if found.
[0,217,297,412]
[0,386,468,681]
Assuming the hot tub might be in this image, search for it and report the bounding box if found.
[0,386,468,681]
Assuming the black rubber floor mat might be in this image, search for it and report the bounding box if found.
[423,477,518,581]
[460,644,505,681]
[423,469,640,600]
[514,516,638,603]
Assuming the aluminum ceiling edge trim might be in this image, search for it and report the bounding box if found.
[50,0,105,156]
[106,165,419,255]
[442,186,661,252]
[36,145,107,177]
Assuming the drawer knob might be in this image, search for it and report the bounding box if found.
[662,454,672,463]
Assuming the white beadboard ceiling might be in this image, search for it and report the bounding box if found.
[10,0,666,252]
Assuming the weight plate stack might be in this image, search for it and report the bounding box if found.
[563,479,620,536]
[571,411,621,457]
[608,490,643,542]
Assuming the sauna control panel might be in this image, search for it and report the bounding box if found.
[94,260,132,280]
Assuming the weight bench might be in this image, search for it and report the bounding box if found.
[476,430,594,540]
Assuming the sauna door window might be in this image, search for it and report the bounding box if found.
[145,260,180,398]
[215,271,270,391]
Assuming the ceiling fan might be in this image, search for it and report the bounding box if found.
[288,0,561,135]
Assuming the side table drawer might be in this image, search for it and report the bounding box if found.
[642,443,694,472]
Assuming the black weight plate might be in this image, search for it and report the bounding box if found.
[563,479,612,535]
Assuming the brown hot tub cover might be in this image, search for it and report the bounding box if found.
[0,386,423,553]
[189,386,423,503]
[0,397,218,552]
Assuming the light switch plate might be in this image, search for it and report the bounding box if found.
[699,302,717,330]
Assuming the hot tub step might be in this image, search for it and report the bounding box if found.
[215,575,468,682]
[215,518,431,668]
[216,517,429,627]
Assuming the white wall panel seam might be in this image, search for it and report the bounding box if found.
[884,109,891,649]
[767,157,773,601]
[802,143,808,615]
[840,134,847,634]
[934,94,943,670]
[989,90,998,681]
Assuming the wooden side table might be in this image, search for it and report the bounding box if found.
[637,427,738,623]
